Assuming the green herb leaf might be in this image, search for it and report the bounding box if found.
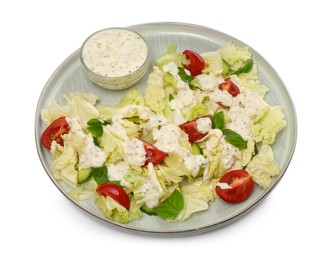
[222,128,247,150]
[177,67,201,90]
[232,59,253,76]
[178,67,194,83]
[87,125,103,137]
[87,119,103,137]
[212,111,225,130]
[87,118,101,126]
[87,118,110,137]
[91,166,109,185]
[169,93,174,102]
[92,136,100,147]
[153,189,184,219]
[110,180,121,186]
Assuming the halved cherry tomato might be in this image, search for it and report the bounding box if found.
[219,77,240,97]
[216,169,254,204]
[182,50,205,76]
[142,140,167,166]
[179,116,212,142]
[96,182,130,210]
[41,117,70,150]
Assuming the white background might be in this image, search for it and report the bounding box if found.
[1,0,328,259]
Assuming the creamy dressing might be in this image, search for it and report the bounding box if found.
[123,138,146,166]
[141,163,164,208]
[82,28,148,77]
[66,117,107,170]
[152,124,181,153]
[152,120,208,177]
[196,117,212,134]
[196,73,233,107]
[178,147,208,177]
[228,90,268,140]
[107,161,129,181]
[220,138,242,170]
[163,62,196,124]
[141,114,168,131]
[217,182,232,190]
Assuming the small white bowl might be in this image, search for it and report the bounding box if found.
[80,28,150,90]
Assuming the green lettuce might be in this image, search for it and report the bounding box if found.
[201,50,223,75]
[245,144,280,189]
[220,44,252,71]
[95,194,142,223]
[41,101,72,126]
[63,92,99,126]
[237,65,269,98]
[186,100,208,120]
[156,44,181,69]
[252,106,286,144]
[145,67,166,114]
[52,132,80,186]
[115,88,145,108]
[168,179,217,222]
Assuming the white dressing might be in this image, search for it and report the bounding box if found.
[66,117,107,170]
[123,138,146,166]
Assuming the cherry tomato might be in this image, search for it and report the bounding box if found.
[96,182,130,210]
[216,169,254,204]
[179,116,212,142]
[41,117,70,150]
[219,77,240,97]
[182,50,205,76]
[142,140,167,166]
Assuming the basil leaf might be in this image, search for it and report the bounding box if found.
[87,118,110,137]
[92,136,100,147]
[87,125,103,137]
[153,189,184,219]
[110,180,121,186]
[87,118,101,126]
[233,59,253,76]
[169,93,174,102]
[222,128,247,150]
[177,67,201,90]
[87,119,103,137]
[178,67,194,83]
[212,111,225,130]
[91,166,109,185]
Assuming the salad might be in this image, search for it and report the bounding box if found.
[40,43,286,223]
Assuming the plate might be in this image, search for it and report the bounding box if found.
[35,22,297,236]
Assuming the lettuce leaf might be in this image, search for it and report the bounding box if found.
[63,92,99,126]
[245,144,280,189]
[252,106,286,144]
[95,194,142,223]
[145,67,166,114]
[41,101,72,126]
[52,132,80,186]
[201,50,223,75]
[168,179,217,222]
[156,44,181,69]
[115,88,145,108]
[220,44,252,71]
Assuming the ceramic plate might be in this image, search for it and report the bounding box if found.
[35,22,297,236]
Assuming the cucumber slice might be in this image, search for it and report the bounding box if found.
[77,168,92,184]
[140,204,157,216]
[191,142,203,155]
